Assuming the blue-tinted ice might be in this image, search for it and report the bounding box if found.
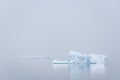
[52,50,107,64]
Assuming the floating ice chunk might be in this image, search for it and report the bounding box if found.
[52,50,107,64]
[18,56,53,59]
[67,50,107,64]
[52,60,68,64]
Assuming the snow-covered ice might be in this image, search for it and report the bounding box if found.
[68,50,90,64]
[89,54,107,64]
[52,50,107,64]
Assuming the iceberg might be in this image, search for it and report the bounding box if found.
[68,50,107,64]
[52,50,107,64]
[68,50,90,64]
[89,54,107,64]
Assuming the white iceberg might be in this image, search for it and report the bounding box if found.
[52,50,107,64]
[68,50,107,64]
[89,54,107,64]
[68,50,90,64]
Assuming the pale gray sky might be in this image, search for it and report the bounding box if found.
[0,0,120,57]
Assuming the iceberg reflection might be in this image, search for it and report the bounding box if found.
[68,64,90,80]
[53,63,106,80]
[90,64,106,76]
[52,64,68,70]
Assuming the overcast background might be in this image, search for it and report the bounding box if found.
[0,0,120,80]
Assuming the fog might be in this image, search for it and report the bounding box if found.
[0,0,120,80]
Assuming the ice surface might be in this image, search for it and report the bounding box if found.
[52,60,68,64]
[89,54,107,64]
[52,50,107,64]
[68,50,107,64]
[18,56,53,59]
[68,50,90,64]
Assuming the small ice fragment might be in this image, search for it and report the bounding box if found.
[18,56,53,59]
[52,60,68,64]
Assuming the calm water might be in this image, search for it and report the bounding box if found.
[0,53,120,80]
